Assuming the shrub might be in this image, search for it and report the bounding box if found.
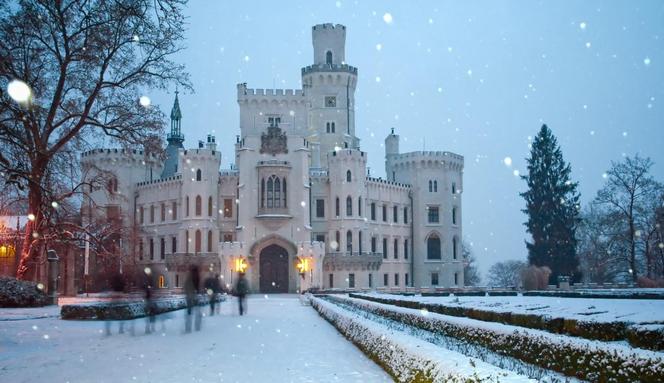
[637,276,664,288]
[520,265,551,290]
[0,276,50,307]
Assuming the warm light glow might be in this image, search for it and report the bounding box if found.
[234,257,248,273]
[0,245,14,258]
[7,80,32,103]
[27,213,36,221]
[296,257,310,274]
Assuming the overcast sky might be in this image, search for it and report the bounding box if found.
[146,0,664,278]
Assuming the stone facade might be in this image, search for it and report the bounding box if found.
[81,23,464,293]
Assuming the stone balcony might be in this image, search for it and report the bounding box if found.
[323,252,383,272]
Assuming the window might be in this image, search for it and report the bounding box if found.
[172,201,177,220]
[196,169,202,181]
[346,170,352,182]
[262,175,286,209]
[325,96,336,107]
[346,230,352,253]
[452,182,457,194]
[369,273,373,288]
[429,180,433,192]
[175,274,180,288]
[185,230,189,253]
[358,231,363,253]
[207,230,213,252]
[208,196,213,217]
[454,273,459,286]
[383,238,388,259]
[371,237,376,253]
[335,197,340,217]
[452,207,457,225]
[315,234,325,243]
[346,196,352,216]
[223,233,233,242]
[427,234,441,260]
[268,116,281,127]
[405,273,409,286]
[348,273,355,288]
[393,206,398,223]
[404,207,408,224]
[149,238,154,260]
[428,206,439,223]
[394,238,398,259]
[283,178,287,207]
[185,196,190,216]
[434,180,438,192]
[316,199,325,218]
[453,237,458,259]
[370,202,376,220]
[172,236,177,253]
[383,273,389,286]
[195,230,201,254]
[139,206,144,224]
[150,205,154,223]
[139,240,144,260]
[158,275,165,288]
[326,50,333,65]
[404,239,409,259]
[335,231,340,250]
[431,272,439,286]
[326,122,336,133]
[261,179,265,208]
[358,197,362,216]
[329,273,334,288]
[394,273,400,286]
[161,203,166,222]
[107,178,118,193]
[160,238,165,260]
[382,205,387,222]
[224,199,233,218]
[195,195,202,216]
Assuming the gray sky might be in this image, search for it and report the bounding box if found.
[148,1,664,278]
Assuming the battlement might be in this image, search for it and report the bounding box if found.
[312,23,346,31]
[301,63,357,76]
[366,176,411,189]
[395,151,464,163]
[329,148,366,159]
[236,83,304,100]
[137,174,182,188]
[81,148,159,159]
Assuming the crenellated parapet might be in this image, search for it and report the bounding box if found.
[236,83,306,106]
[390,151,464,172]
[137,174,182,188]
[80,148,162,169]
[365,176,411,190]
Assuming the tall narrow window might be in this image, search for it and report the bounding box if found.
[261,179,265,208]
[394,273,400,286]
[207,230,213,252]
[224,199,233,218]
[429,180,433,192]
[454,273,459,286]
[185,196,190,216]
[172,201,177,220]
[427,234,441,260]
[393,206,398,223]
[196,169,202,181]
[346,170,351,182]
[394,238,398,259]
[346,196,352,216]
[267,177,274,208]
[371,237,376,253]
[404,239,409,259]
[316,199,325,218]
[453,237,458,259]
[150,205,155,223]
[358,231,363,253]
[172,236,177,253]
[382,205,387,222]
[208,196,213,216]
[404,207,408,224]
[195,230,201,254]
[383,238,388,259]
[149,238,154,260]
[335,231,340,250]
[274,177,281,208]
[452,182,457,194]
[329,274,334,288]
[139,206,144,224]
[452,207,457,225]
[434,180,438,192]
[346,230,352,253]
[348,273,355,288]
[161,203,166,222]
[326,122,330,133]
[371,203,376,220]
[195,195,202,216]
[369,273,373,288]
[326,50,333,65]
[282,178,287,207]
[383,273,389,286]
[358,197,362,217]
[185,230,189,254]
[139,240,144,260]
[160,237,165,259]
[335,197,340,217]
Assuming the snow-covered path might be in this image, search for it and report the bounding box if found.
[0,295,391,383]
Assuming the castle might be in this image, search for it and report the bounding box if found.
[82,24,464,293]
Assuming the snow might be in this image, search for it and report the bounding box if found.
[365,292,664,324]
[0,295,390,382]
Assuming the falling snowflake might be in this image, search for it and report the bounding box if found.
[375,43,382,51]
[579,22,587,30]
[644,57,651,66]
[503,157,512,167]
[383,13,393,24]
[139,96,151,107]
[375,76,381,83]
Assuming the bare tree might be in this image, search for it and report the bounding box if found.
[577,204,626,283]
[487,260,527,288]
[595,156,661,282]
[462,240,481,286]
[0,1,190,279]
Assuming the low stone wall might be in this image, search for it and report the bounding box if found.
[60,294,226,320]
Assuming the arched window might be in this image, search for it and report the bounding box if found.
[452,207,457,225]
[150,205,155,223]
[282,178,287,207]
[195,195,202,216]
[261,178,265,208]
[453,237,458,259]
[274,177,281,208]
[335,197,340,217]
[158,275,165,288]
[335,231,341,250]
[195,230,201,254]
[185,230,189,253]
[346,170,352,182]
[452,182,457,194]
[429,180,433,192]
[434,180,438,192]
[346,230,352,253]
[161,203,166,222]
[185,196,190,216]
[358,197,362,217]
[208,196,213,216]
[346,196,352,216]
[427,234,441,260]
[263,175,284,209]
[207,230,213,252]
[326,50,333,65]
[196,169,202,181]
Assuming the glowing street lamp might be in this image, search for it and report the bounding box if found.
[234,257,248,274]
[296,257,310,278]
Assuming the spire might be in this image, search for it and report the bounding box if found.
[169,90,183,138]
[162,90,184,179]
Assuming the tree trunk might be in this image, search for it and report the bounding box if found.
[629,217,638,282]
[16,169,45,280]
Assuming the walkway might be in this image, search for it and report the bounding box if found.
[0,295,390,382]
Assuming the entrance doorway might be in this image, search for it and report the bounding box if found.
[259,244,289,293]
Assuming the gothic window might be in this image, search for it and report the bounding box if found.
[326,122,336,133]
[261,179,265,208]
[161,203,166,222]
[371,202,376,220]
[434,180,438,192]
[262,175,285,209]
[335,197,340,217]
[428,206,439,223]
[346,230,352,253]
[185,196,190,216]
[150,205,155,223]
[185,230,189,254]
[346,196,352,216]
[427,234,441,260]
[358,197,362,216]
[429,180,433,192]
[172,201,177,220]
[326,50,333,65]
[195,195,202,216]
[208,196,213,217]
[160,237,165,260]
[107,178,118,193]
[282,178,287,207]
[453,237,458,259]
[346,170,351,182]
[196,169,202,181]
[172,236,177,253]
[452,207,458,225]
[195,230,201,254]
[207,230,213,252]
[274,177,281,208]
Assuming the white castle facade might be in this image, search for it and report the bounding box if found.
[82,24,464,293]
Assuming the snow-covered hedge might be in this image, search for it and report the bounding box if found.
[0,276,50,307]
[336,295,664,383]
[351,293,664,351]
[310,296,534,383]
[60,294,226,320]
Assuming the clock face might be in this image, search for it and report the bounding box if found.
[325,96,336,108]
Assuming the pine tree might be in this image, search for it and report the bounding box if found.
[521,124,581,283]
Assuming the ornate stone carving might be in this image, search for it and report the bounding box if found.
[260,126,288,155]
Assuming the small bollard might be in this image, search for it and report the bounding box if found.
[47,250,59,305]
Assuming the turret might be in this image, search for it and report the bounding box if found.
[206,134,217,151]
[385,128,399,181]
[312,23,346,65]
[161,91,185,178]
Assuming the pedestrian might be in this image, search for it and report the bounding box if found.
[204,274,222,316]
[184,265,202,332]
[143,268,156,334]
[235,272,249,316]
[104,272,126,336]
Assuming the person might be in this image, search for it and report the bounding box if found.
[104,272,126,336]
[142,268,156,334]
[184,265,202,332]
[204,274,222,316]
[235,272,249,316]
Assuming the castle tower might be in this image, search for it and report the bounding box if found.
[385,128,399,181]
[302,24,358,165]
[161,91,185,178]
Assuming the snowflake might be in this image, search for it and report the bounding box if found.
[383,13,393,24]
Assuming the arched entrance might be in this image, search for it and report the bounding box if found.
[259,244,289,293]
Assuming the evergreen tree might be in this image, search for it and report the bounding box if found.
[521,125,581,283]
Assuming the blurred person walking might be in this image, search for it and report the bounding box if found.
[184,265,202,332]
[204,274,222,316]
[104,272,126,336]
[235,272,249,316]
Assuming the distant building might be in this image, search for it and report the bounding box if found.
[82,24,464,293]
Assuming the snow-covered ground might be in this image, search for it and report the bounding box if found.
[362,292,664,324]
[0,295,390,383]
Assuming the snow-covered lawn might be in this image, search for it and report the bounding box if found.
[0,295,390,382]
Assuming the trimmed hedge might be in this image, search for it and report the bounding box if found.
[310,296,532,383]
[522,290,664,300]
[334,295,664,383]
[0,276,50,307]
[350,293,664,351]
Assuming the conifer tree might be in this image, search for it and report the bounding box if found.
[521,124,581,283]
